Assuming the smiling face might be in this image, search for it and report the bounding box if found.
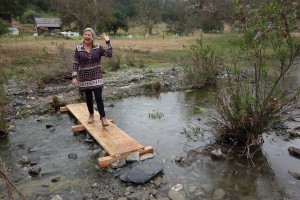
[83,30,94,45]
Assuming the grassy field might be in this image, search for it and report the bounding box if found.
[0,32,242,80]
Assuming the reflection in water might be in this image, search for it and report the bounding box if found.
[0,90,300,199]
[181,149,287,199]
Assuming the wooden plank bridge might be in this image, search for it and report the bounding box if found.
[60,103,153,167]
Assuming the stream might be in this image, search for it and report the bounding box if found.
[1,89,300,199]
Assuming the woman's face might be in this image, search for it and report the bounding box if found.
[83,31,94,45]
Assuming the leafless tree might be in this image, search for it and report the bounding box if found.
[135,0,163,35]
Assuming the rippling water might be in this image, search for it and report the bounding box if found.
[1,89,300,199]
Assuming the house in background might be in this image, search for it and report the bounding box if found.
[34,18,62,35]
[0,13,12,26]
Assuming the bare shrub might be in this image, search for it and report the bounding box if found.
[125,53,136,67]
[142,80,162,93]
[105,54,121,71]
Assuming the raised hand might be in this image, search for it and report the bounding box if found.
[102,33,109,42]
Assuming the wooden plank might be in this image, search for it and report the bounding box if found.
[65,103,144,157]
[98,146,154,168]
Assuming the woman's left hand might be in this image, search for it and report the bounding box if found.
[102,33,109,42]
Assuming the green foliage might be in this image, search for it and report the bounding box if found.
[20,108,30,118]
[115,0,137,18]
[20,9,41,24]
[107,9,129,35]
[0,0,25,17]
[142,80,162,93]
[0,20,9,36]
[167,20,186,36]
[0,84,7,132]
[202,19,224,33]
[211,0,300,159]
[182,126,204,142]
[183,36,221,87]
[148,110,164,119]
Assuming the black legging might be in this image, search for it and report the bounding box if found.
[84,87,105,118]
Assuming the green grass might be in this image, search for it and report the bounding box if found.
[200,34,243,59]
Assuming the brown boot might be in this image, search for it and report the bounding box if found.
[87,114,94,124]
[101,117,109,127]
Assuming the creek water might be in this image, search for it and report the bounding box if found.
[1,89,300,199]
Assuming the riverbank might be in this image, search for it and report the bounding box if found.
[4,65,188,121]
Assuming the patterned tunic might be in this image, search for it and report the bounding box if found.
[72,41,112,91]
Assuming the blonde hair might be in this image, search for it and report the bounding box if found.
[82,27,96,46]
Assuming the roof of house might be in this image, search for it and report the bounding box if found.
[34,18,61,28]
[0,13,12,23]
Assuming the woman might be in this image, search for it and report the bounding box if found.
[72,28,112,127]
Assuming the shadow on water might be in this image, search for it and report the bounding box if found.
[0,87,300,199]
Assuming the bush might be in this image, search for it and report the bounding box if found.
[20,10,41,24]
[0,84,7,133]
[202,19,224,33]
[106,54,121,71]
[0,20,9,36]
[142,80,162,93]
[210,0,300,160]
[182,36,221,87]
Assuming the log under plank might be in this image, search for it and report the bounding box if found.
[71,120,115,134]
[98,146,154,168]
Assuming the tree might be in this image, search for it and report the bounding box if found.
[165,0,234,34]
[0,0,25,18]
[52,0,114,33]
[20,9,41,24]
[184,0,234,19]
[106,9,128,35]
[163,0,190,35]
[0,20,9,35]
[112,0,137,18]
[211,0,300,160]
[135,0,163,35]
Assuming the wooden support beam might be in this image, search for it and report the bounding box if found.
[60,106,68,112]
[140,146,154,155]
[98,146,154,168]
[72,125,86,133]
[71,119,115,133]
